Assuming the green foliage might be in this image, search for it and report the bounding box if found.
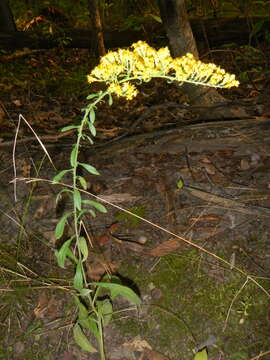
[55,212,72,239]
[51,67,142,359]
[50,40,242,357]
[71,275,140,356]
[90,281,141,304]
[194,349,208,360]
[73,323,97,353]
[176,178,184,189]
[231,351,249,359]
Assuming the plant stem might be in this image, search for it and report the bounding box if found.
[71,90,109,359]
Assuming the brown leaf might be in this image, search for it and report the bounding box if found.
[189,216,223,223]
[148,238,181,257]
[46,296,60,319]
[86,262,118,281]
[34,292,60,319]
[97,234,111,246]
[108,222,120,233]
[34,291,49,318]
[200,156,211,164]
[12,99,22,107]
[203,163,216,175]
[144,348,170,360]
[120,240,145,253]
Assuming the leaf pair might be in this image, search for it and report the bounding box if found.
[90,281,141,305]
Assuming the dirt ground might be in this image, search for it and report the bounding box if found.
[0,47,270,360]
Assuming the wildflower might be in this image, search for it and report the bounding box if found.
[86,41,239,101]
[108,81,138,100]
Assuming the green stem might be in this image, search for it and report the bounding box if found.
[71,90,109,359]
[97,314,105,360]
[72,90,108,248]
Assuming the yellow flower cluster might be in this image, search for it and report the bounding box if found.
[172,53,238,88]
[107,81,138,100]
[87,41,239,100]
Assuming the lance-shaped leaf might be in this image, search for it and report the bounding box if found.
[78,236,88,262]
[73,188,82,211]
[79,162,100,175]
[52,169,72,183]
[82,199,107,213]
[86,93,99,100]
[88,122,96,136]
[77,176,88,190]
[73,323,97,353]
[97,299,113,326]
[74,261,84,291]
[91,282,141,304]
[74,297,100,339]
[66,247,78,264]
[55,212,72,239]
[55,237,73,268]
[55,188,72,206]
[89,108,96,123]
[61,125,79,132]
[70,144,78,167]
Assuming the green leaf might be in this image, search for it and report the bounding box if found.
[79,162,100,175]
[66,247,78,263]
[77,176,88,190]
[102,274,122,284]
[55,237,73,268]
[149,14,162,23]
[78,236,88,262]
[91,282,141,304]
[61,125,79,132]
[73,298,99,338]
[88,122,96,137]
[77,209,88,219]
[74,296,88,318]
[177,178,184,189]
[89,109,96,123]
[70,145,78,167]
[194,349,208,360]
[52,169,71,183]
[73,323,97,353]
[85,135,94,145]
[97,299,112,326]
[108,93,113,106]
[74,261,84,291]
[55,212,72,239]
[79,315,99,339]
[82,199,107,213]
[79,288,92,297]
[88,209,96,218]
[55,188,72,206]
[73,188,82,211]
[86,93,98,100]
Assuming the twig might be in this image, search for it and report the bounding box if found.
[0,126,75,147]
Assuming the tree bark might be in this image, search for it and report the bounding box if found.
[158,0,198,57]
[88,0,106,56]
[158,0,245,119]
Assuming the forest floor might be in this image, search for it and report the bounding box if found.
[0,40,270,360]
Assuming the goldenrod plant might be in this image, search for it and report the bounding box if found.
[53,41,239,359]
